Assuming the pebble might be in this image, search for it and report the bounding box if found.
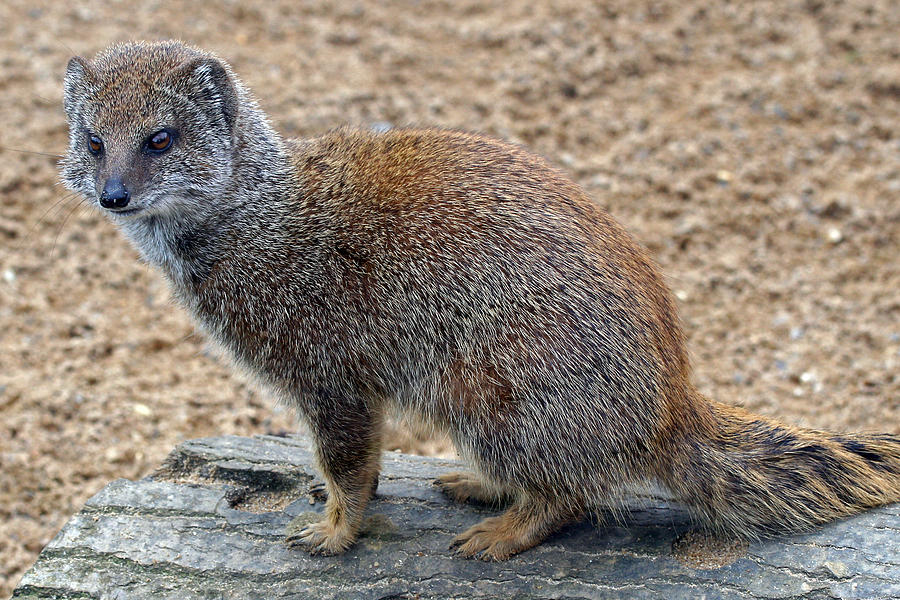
[799,371,823,393]
[590,174,613,190]
[823,560,849,578]
[370,121,393,133]
[827,228,843,243]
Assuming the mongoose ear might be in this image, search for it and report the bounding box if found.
[173,57,239,131]
[63,56,94,116]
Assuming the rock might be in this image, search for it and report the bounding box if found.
[13,434,900,599]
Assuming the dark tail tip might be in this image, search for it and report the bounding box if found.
[662,402,900,538]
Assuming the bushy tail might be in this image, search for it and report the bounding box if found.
[660,398,900,537]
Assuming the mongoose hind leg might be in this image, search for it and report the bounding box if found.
[435,471,510,505]
[451,495,578,560]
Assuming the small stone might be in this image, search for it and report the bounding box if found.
[590,174,612,190]
[823,560,849,578]
[675,216,704,236]
[775,194,802,211]
[2,268,14,283]
[370,121,393,134]
[715,170,733,184]
[772,314,790,327]
[827,228,843,243]
[133,403,152,417]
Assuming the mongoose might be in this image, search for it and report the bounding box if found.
[61,40,900,560]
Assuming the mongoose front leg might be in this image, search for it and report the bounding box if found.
[286,396,382,555]
[451,495,578,561]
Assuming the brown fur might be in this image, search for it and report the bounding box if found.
[61,41,900,560]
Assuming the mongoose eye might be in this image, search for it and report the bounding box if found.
[87,134,103,156]
[145,129,175,154]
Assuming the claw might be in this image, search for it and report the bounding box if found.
[448,509,556,561]
[435,471,502,505]
[285,517,355,555]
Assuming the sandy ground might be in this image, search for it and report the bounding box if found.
[1,0,898,595]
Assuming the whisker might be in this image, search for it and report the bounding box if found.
[32,93,62,108]
[16,192,85,255]
[178,330,200,344]
[49,198,89,261]
[55,39,78,57]
[0,145,64,159]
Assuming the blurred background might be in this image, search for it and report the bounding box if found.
[1,0,898,594]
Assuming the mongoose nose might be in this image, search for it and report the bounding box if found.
[100,178,130,209]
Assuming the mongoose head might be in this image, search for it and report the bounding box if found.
[60,41,239,221]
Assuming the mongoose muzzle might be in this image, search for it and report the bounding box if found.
[99,177,129,209]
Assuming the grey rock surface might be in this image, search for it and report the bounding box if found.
[13,434,900,599]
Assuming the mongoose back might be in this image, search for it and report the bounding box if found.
[61,41,900,560]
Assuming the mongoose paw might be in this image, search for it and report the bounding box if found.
[285,518,356,556]
[434,471,501,505]
[450,516,534,561]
